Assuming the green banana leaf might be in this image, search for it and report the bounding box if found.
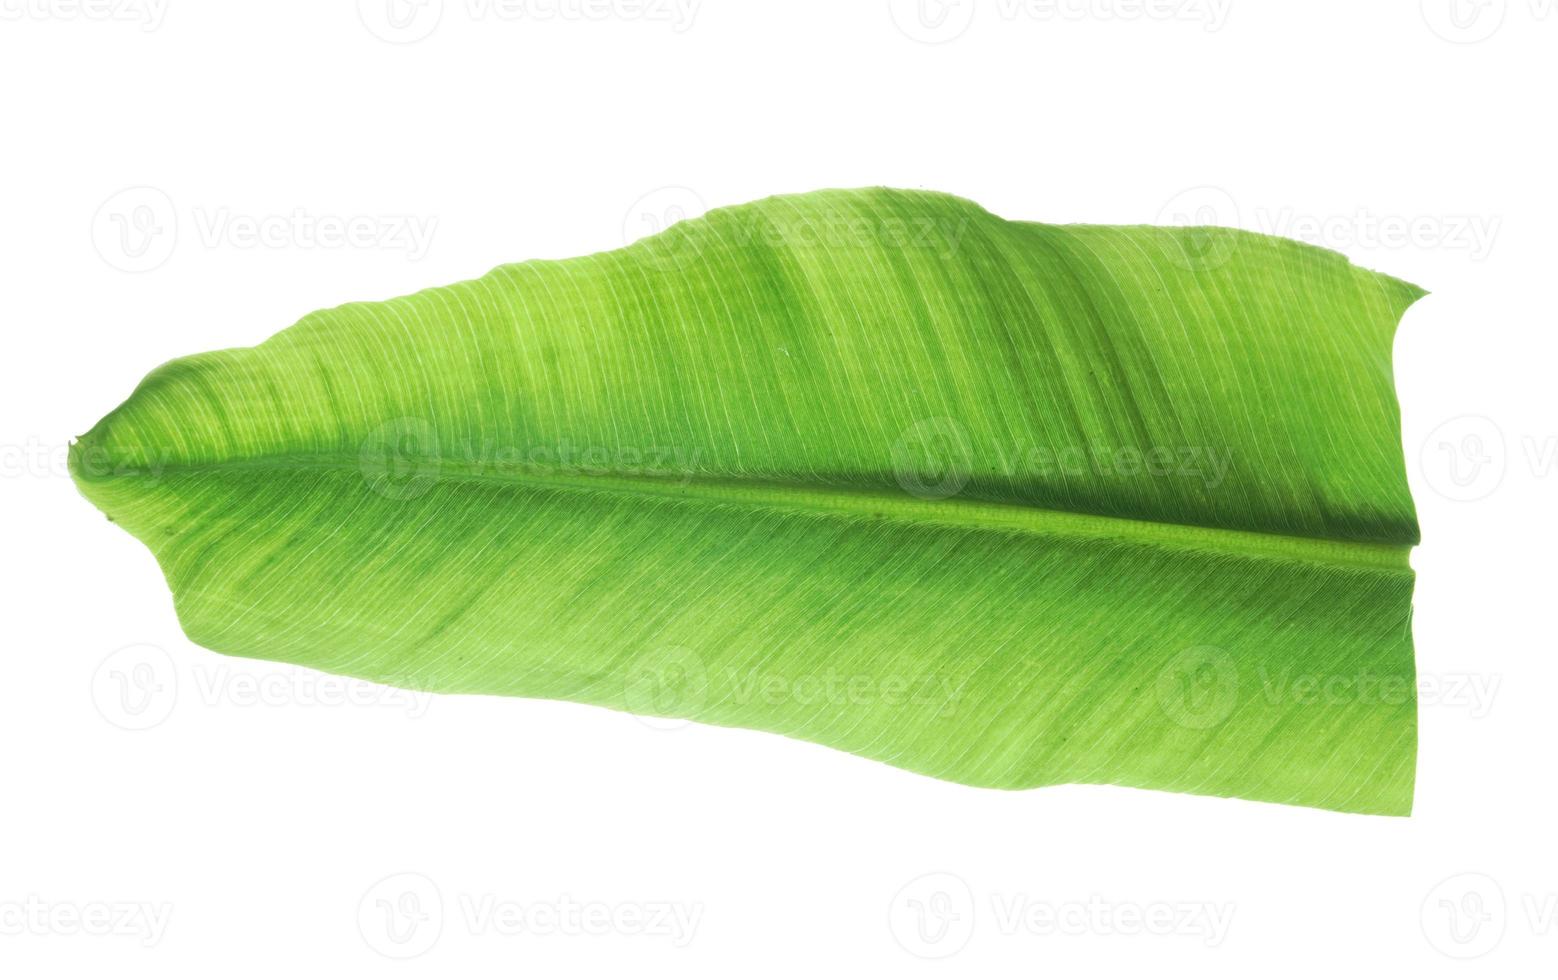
[71,188,1423,815]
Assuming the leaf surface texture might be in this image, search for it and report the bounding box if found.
[72,188,1423,814]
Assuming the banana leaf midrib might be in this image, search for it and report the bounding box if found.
[74,445,1415,572]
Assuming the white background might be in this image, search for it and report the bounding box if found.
[2,0,1553,975]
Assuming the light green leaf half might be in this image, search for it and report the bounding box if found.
[71,188,1423,814]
